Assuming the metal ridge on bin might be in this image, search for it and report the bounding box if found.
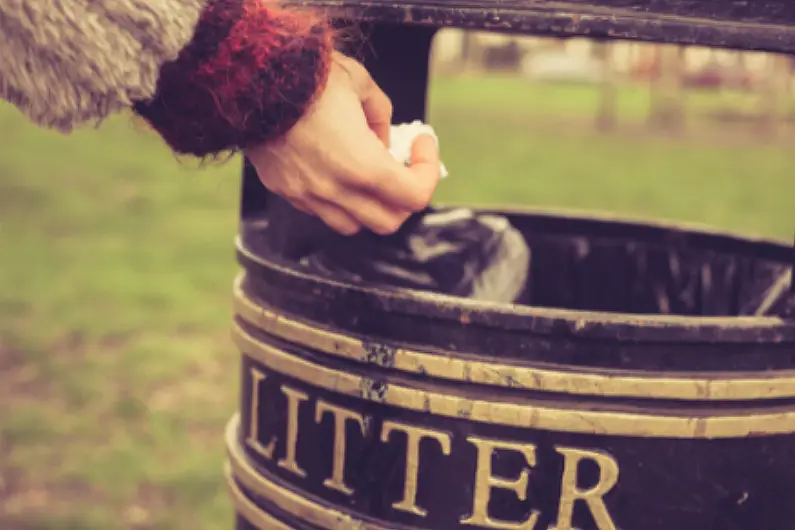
[233,277,795,401]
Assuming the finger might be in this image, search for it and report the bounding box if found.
[354,134,441,212]
[320,190,412,235]
[305,198,362,236]
[287,196,314,215]
[336,54,393,146]
[361,86,393,147]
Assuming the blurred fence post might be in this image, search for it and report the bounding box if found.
[758,53,790,138]
[461,32,482,71]
[648,44,686,133]
[594,39,618,131]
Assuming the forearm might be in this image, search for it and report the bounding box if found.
[0,0,332,156]
[0,0,206,130]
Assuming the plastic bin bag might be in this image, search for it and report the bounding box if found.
[300,207,531,304]
[745,269,793,317]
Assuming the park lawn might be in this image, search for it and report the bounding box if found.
[1,77,793,530]
[431,74,793,123]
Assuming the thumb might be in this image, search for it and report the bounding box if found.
[409,134,440,174]
[359,133,441,213]
[400,134,441,210]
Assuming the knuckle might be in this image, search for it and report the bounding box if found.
[310,178,340,201]
[374,96,393,121]
[344,163,376,187]
[290,199,313,215]
[280,179,308,200]
[372,213,407,235]
[349,58,369,81]
[336,221,361,236]
[317,207,361,236]
[407,187,434,212]
[379,90,393,109]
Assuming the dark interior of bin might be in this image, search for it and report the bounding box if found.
[503,212,791,317]
[244,198,792,318]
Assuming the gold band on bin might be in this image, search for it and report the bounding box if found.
[234,275,795,402]
[225,462,294,530]
[226,415,388,530]
[233,320,795,439]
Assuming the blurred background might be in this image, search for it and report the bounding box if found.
[1,31,793,529]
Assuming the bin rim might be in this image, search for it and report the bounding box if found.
[238,206,794,344]
[283,0,795,55]
[440,203,791,253]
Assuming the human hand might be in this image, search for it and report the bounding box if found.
[245,52,441,235]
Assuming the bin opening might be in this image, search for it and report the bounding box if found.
[245,199,793,319]
[514,220,791,318]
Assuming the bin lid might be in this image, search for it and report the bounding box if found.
[288,0,795,53]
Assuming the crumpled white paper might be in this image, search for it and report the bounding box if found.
[388,120,449,178]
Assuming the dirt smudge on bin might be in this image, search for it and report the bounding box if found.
[362,342,396,369]
[359,378,388,402]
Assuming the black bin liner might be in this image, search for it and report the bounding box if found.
[520,226,792,317]
[300,207,531,304]
[246,196,792,317]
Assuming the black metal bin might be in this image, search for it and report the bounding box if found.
[228,208,794,530]
[227,2,795,529]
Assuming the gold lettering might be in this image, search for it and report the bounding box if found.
[276,385,309,478]
[549,447,619,530]
[381,421,452,517]
[245,367,276,460]
[461,437,540,529]
[315,400,366,495]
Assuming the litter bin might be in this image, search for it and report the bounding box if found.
[228,208,794,530]
[227,2,795,529]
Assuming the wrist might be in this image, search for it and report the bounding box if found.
[133,0,333,157]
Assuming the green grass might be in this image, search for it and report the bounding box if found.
[431,74,794,123]
[1,76,793,530]
[430,76,795,239]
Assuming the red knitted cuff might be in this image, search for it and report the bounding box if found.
[133,0,332,157]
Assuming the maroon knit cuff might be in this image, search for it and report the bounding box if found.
[133,0,332,157]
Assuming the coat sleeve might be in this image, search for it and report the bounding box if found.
[0,0,333,157]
